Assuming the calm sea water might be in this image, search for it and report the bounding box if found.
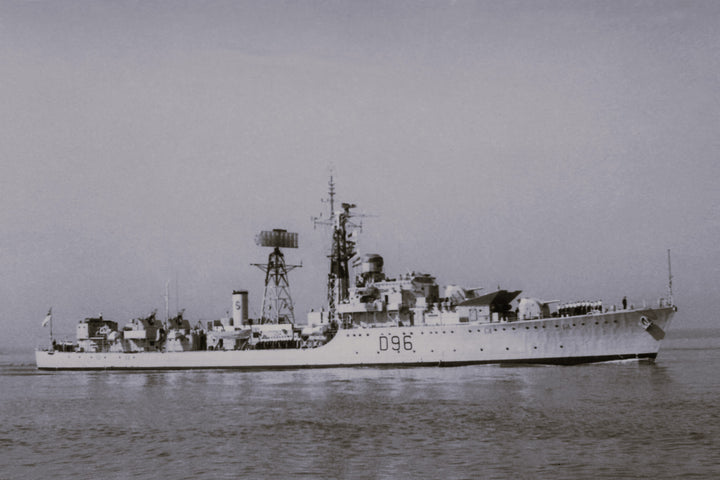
[1,328,718,480]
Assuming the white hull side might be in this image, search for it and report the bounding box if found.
[36,308,675,370]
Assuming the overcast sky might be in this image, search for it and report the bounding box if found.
[1,0,719,350]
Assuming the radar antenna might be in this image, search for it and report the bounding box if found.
[251,229,301,324]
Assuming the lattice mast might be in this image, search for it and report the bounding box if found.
[313,176,363,319]
[252,229,301,324]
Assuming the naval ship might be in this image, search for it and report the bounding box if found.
[36,179,676,370]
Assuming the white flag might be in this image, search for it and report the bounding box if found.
[42,308,52,327]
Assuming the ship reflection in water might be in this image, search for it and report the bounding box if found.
[5,328,720,479]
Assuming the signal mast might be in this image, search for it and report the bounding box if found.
[252,229,301,324]
[667,249,674,307]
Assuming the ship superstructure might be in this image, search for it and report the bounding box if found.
[35,179,677,370]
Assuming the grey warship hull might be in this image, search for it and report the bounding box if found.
[36,306,674,370]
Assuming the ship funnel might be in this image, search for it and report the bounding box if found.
[361,254,384,274]
[358,254,384,284]
[232,290,249,325]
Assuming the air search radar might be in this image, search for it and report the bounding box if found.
[252,229,301,324]
[255,229,298,249]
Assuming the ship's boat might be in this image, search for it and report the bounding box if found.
[36,178,676,370]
